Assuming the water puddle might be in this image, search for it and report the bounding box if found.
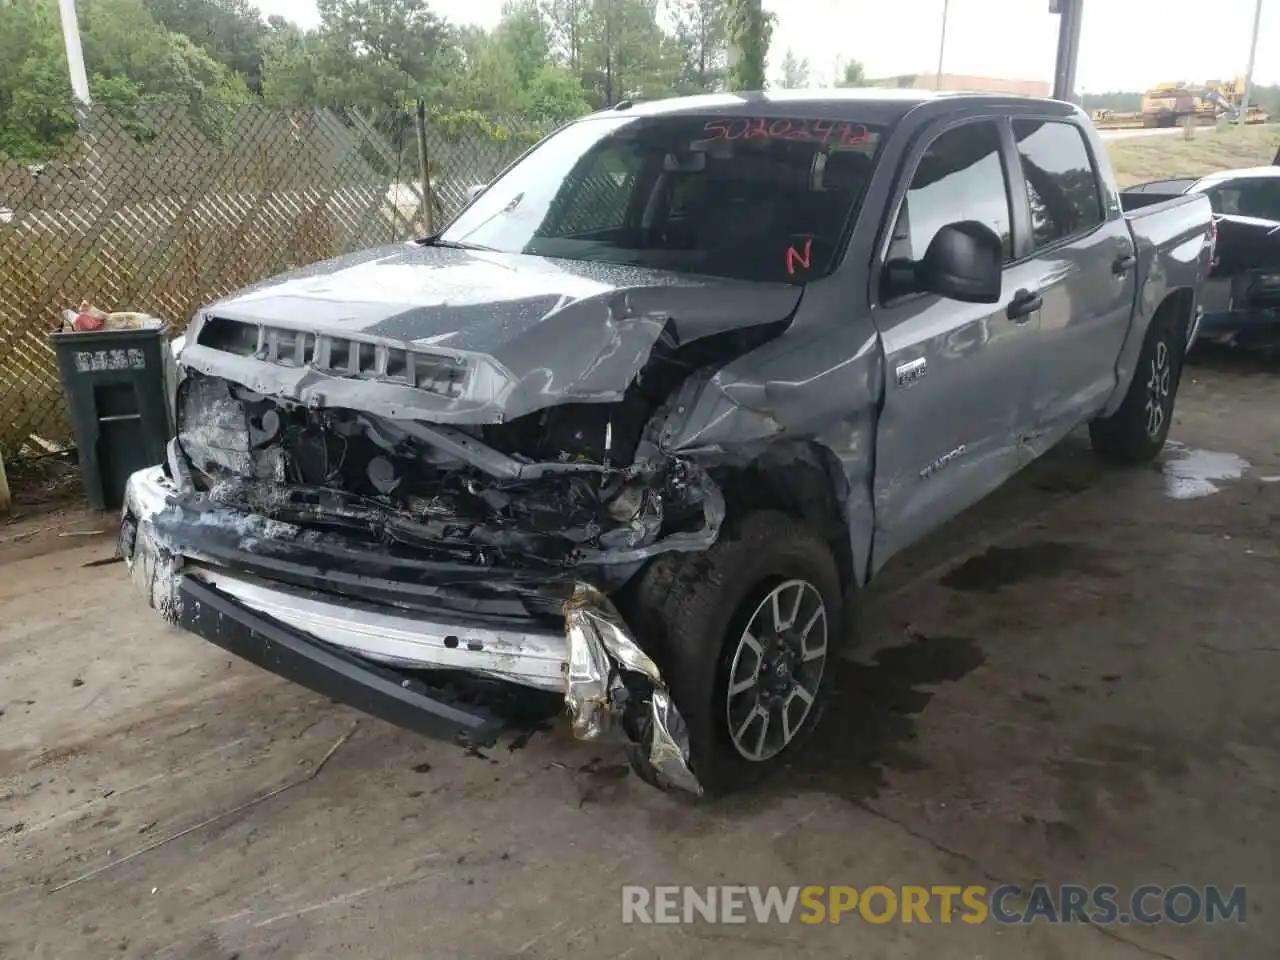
[1162,443,1250,500]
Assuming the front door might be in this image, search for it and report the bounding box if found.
[869,118,1042,572]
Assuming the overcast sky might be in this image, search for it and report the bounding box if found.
[251,0,1279,92]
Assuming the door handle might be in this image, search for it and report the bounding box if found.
[1113,253,1137,275]
[1007,289,1042,322]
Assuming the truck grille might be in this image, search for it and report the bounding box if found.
[197,317,468,399]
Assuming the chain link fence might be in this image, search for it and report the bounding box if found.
[0,100,555,460]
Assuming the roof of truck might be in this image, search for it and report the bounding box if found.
[592,89,1075,125]
[1196,166,1280,184]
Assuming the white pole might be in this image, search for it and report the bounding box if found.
[936,0,950,90]
[1239,0,1263,126]
[57,0,92,107]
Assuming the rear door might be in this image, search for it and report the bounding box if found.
[1008,116,1137,449]
[869,117,1044,570]
[1196,177,1280,320]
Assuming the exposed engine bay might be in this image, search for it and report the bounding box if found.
[175,370,723,571]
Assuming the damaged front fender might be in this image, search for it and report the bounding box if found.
[564,584,702,795]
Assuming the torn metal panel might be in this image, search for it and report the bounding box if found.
[564,584,702,795]
[121,468,185,622]
[574,463,724,565]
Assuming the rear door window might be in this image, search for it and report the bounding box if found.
[1205,179,1280,221]
[1012,120,1105,249]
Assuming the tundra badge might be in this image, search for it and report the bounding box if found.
[896,357,927,387]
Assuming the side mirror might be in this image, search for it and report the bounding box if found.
[918,221,1003,304]
[464,184,487,204]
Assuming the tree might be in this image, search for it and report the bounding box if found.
[544,0,590,74]
[493,0,550,90]
[835,58,865,88]
[446,3,589,120]
[308,0,456,108]
[0,0,253,161]
[0,0,82,161]
[668,0,728,94]
[143,0,268,92]
[578,0,679,107]
[724,0,772,91]
[259,18,322,106]
[778,48,809,89]
[82,0,253,105]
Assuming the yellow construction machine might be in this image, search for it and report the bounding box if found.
[1091,77,1269,130]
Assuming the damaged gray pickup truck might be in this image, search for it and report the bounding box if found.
[120,91,1214,796]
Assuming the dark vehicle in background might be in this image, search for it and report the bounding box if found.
[119,91,1214,797]
[1124,167,1280,346]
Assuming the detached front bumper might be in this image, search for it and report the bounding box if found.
[119,465,701,792]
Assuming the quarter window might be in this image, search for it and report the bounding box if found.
[1013,120,1104,249]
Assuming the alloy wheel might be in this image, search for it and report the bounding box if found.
[724,579,829,762]
[1144,338,1172,439]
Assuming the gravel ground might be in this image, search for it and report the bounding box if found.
[1,348,1277,959]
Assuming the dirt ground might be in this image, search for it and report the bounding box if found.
[2,348,1278,959]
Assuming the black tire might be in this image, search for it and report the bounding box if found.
[1089,307,1184,465]
[626,510,842,797]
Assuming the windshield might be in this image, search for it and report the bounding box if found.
[439,113,887,284]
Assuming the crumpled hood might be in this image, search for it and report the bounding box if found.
[182,242,802,424]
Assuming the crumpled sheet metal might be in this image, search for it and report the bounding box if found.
[563,584,702,795]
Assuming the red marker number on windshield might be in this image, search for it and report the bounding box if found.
[786,238,813,276]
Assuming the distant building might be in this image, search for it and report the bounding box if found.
[868,73,1052,97]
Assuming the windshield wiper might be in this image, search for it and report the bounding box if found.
[419,236,497,252]
[451,192,525,246]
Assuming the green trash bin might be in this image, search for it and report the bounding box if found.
[49,325,172,510]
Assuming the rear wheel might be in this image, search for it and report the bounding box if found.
[1090,308,1183,464]
[627,510,841,796]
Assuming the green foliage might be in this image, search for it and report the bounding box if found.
[724,0,773,92]
[576,0,681,106]
[142,0,268,91]
[778,49,809,90]
[0,0,758,162]
[668,0,727,94]
[835,59,866,88]
[1249,84,1280,119]
[0,0,254,162]
[1082,91,1143,113]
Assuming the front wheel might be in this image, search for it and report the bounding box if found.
[627,511,842,796]
[1090,309,1183,464]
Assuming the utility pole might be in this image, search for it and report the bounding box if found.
[935,0,949,90]
[57,0,92,108]
[604,0,614,106]
[1239,0,1263,126]
[1051,0,1084,103]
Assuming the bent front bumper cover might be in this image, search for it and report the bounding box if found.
[181,575,506,745]
[120,464,702,793]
